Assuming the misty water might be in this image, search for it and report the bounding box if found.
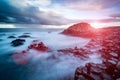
[0,28,102,80]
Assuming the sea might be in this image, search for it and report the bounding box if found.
[0,24,102,80]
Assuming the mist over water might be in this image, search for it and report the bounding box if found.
[0,28,102,80]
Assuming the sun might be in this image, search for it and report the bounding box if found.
[91,22,103,28]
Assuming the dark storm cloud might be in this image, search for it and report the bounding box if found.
[0,0,120,25]
[0,0,20,23]
[0,0,72,25]
[0,0,38,24]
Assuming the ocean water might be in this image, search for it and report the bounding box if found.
[0,28,102,80]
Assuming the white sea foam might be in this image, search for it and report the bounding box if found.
[0,30,102,80]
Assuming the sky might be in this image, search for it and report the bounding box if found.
[0,0,120,28]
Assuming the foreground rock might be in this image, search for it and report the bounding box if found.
[74,62,120,80]
[74,26,120,80]
[11,39,25,47]
[28,40,49,52]
[62,22,96,38]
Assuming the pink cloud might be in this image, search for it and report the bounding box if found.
[110,13,120,18]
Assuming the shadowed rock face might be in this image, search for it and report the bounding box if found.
[11,39,25,47]
[62,22,95,38]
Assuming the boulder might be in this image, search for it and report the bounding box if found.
[12,50,29,65]
[62,22,95,37]
[11,39,25,47]
[18,35,31,38]
[8,36,16,38]
[28,40,49,52]
[23,33,31,34]
[74,62,120,80]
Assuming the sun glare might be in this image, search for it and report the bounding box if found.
[91,22,104,28]
[91,22,103,28]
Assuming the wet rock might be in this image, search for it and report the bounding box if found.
[116,62,120,70]
[23,33,31,34]
[28,40,49,52]
[117,78,120,80]
[8,36,16,38]
[12,50,29,65]
[62,22,96,38]
[11,39,25,47]
[74,62,120,80]
[58,47,91,59]
[18,35,31,38]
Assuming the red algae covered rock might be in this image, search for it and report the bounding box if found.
[28,40,49,52]
[74,26,120,80]
[58,47,91,59]
[62,22,96,37]
[12,50,29,65]
[12,40,49,65]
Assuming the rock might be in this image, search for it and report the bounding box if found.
[11,39,25,47]
[74,27,120,80]
[28,40,49,52]
[12,50,29,65]
[23,33,31,34]
[0,39,2,41]
[62,22,96,37]
[117,78,120,80]
[116,62,120,70]
[74,62,120,80]
[8,36,16,38]
[58,47,91,59]
[18,35,31,38]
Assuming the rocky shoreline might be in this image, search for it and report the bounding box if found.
[7,23,120,80]
[60,23,120,80]
[74,26,120,80]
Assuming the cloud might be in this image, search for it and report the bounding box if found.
[110,13,120,18]
[0,0,73,25]
[58,0,120,11]
[79,18,120,23]
[98,18,120,23]
[0,0,120,26]
[7,0,52,8]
